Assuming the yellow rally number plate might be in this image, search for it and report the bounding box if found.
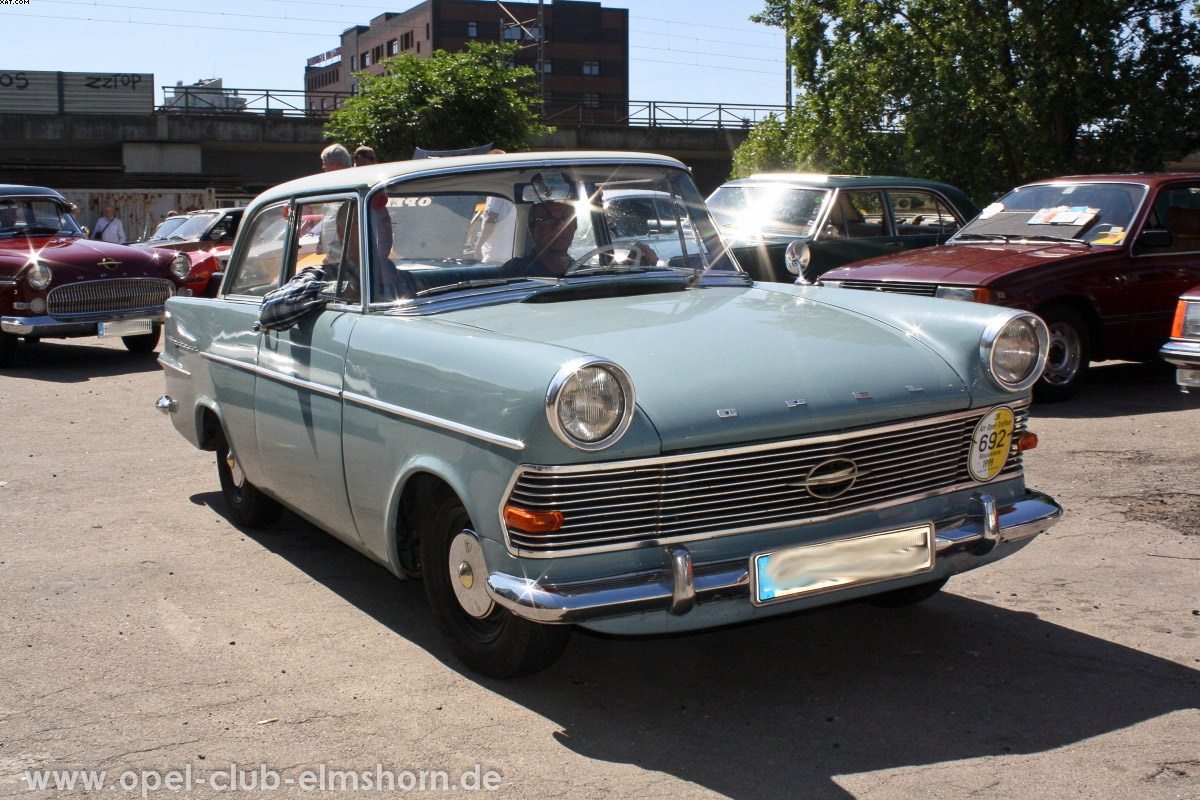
[968,406,1014,482]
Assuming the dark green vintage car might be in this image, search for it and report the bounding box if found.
[707,174,980,282]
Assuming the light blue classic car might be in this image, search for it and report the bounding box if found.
[157,151,1063,677]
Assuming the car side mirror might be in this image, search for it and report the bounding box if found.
[785,240,822,285]
[1137,228,1173,249]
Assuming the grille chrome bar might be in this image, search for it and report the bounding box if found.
[504,404,1029,555]
[836,279,938,296]
[47,279,174,320]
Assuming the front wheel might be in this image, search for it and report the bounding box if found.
[1034,306,1091,402]
[122,324,162,353]
[0,332,17,368]
[421,492,570,678]
[215,428,282,528]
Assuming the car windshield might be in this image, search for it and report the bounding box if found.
[955,182,1146,245]
[145,216,190,241]
[168,211,222,240]
[706,184,831,241]
[368,163,741,304]
[0,197,84,237]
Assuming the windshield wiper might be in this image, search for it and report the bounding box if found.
[1018,234,1090,247]
[413,277,547,298]
[955,232,1011,242]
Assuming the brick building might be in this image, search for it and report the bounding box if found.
[304,0,629,123]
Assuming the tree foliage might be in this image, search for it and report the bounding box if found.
[324,41,552,161]
[740,0,1200,201]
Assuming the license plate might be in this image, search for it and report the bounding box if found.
[98,319,153,337]
[752,524,934,606]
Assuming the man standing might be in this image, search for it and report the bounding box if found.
[92,204,125,243]
[353,146,377,167]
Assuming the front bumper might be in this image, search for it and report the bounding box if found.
[1,311,166,337]
[486,490,1062,624]
[1160,341,1200,391]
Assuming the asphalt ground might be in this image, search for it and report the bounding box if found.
[1,337,1198,800]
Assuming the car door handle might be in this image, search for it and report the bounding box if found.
[252,321,264,333]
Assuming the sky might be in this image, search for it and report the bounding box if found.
[5,0,789,107]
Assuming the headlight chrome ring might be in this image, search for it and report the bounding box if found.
[980,311,1050,392]
[546,357,635,451]
[170,253,192,281]
[26,263,52,290]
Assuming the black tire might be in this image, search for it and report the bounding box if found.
[421,491,570,678]
[867,577,949,608]
[23,336,39,345]
[1034,306,1091,402]
[215,428,282,528]
[0,332,17,368]
[122,324,162,354]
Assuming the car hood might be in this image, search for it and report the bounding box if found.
[0,234,177,280]
[447,285,971,451]
[824,241,1098,284]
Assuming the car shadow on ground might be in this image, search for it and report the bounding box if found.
[4,339,162,381]
[1033,359,1196,419]
[193,491,1200,800]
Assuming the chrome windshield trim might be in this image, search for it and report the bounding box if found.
[343,391,524,451]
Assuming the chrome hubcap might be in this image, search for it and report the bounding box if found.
[1043,322,1082,386]
[448,529,493,619]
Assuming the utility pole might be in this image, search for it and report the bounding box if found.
[538,0,545,112]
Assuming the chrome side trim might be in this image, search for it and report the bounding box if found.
[157,358,190,378]
[201,351,257,375]
[257,366,342,400]
[343,391,525,451]
[485,491,1063,623]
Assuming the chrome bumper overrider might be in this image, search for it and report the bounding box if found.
[1161,340,1200,368]
[486,491,1063,624]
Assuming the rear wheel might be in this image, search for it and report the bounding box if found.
[0,333,17,368]
[868,577,949,608]
[215,428,282,528]
[122,324,162,353]
[1035,306,1091,402]
[421,491,570,678]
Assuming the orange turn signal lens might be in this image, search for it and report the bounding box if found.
[503,506,564,533]
[1016,432,1038,453]
[1171,300,1186,339]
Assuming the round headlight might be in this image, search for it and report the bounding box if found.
[170,253,192,281]
[546,358,635,451]
[26,263,52,290]
[981,312,1049,391]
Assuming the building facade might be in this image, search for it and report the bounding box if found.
[304,0,629,123]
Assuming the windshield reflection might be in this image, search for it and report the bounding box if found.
[955,182,1147,245]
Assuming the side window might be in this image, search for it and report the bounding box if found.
[827,191,886,239]
[296,199,360,303]
[227,203,289,297]
[889,190,961,236]
[1155,186,1200,253]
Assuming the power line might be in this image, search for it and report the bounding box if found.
[42,0,348,25]
[630,45,783,66]
[11,12,331,36]
[630,56,781,77]
[630,25,785,51]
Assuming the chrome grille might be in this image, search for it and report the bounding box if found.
[47,279,174,320]
[836,279,938,296]
[506,405,1029,555]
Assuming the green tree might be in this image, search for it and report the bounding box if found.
[744,0,1200,201]
[324,41,552,161]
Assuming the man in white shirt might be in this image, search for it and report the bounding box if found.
[92,204,125,243]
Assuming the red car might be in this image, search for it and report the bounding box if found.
[0,185,190,367]
[132,208,243,297]
[820,174,1200,400]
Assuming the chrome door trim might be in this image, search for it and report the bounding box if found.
[343,390,524,451]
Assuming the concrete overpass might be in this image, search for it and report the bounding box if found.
[0,111,750,204]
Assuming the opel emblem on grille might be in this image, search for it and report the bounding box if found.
[790,458,865,500]
[97,258,121,271]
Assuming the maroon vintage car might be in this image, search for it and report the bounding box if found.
[820,174,1200,400]
[0,185,191,367]
[1160,284,1200,392]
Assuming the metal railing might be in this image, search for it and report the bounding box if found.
[160,86,788,129]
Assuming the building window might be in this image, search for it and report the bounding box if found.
[361,51,371,68]
[537,59,552,74]
[504,24,537,42]
[387,39,398,56]
[373,44,384,62]
[467,21,477,37]
[582,93,600,108]
[350,55,357,70]
[543,92,552,107]
[583,61,600,76]
[402,31,414,50]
